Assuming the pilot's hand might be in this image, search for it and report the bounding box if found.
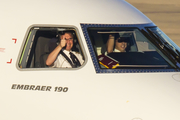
[109,34,115,39]
[60,35,66,48]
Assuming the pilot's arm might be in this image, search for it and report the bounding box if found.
[106,34,115,54]
[46,36,66,66]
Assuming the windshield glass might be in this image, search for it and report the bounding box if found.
[148,27,180,57]
[87,27,177,69]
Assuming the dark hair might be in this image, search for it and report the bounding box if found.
[58,31,74,39]
[114,33,120,41]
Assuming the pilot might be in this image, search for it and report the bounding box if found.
[106,33,127,54]
[46,31,84,68]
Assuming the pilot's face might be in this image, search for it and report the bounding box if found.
[64,33,74,51]
[115,38,127,52]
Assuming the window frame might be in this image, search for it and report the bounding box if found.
[81,23,179,73]
[16,24,87,71]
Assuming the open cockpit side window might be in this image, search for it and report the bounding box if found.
[81,24,180,73]
[18,26,85,69]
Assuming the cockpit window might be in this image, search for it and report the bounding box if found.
[148,27,180,52]
[81,24,180,73]
[147,27,180,61]
[18,25,86,69]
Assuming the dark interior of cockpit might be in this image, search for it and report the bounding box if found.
[87,28,175,69]
[19,28,83,68]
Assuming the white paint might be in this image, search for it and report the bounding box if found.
[0,0,180,120]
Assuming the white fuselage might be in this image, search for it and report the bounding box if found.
[0,0,180,120]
